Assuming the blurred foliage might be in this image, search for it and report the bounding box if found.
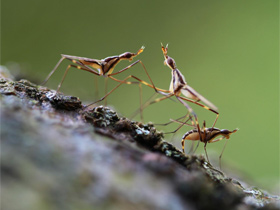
[1,0,279,192]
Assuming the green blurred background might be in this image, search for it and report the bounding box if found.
[2,0,279,192]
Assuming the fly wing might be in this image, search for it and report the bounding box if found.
[181,85,218,111]
[78,57,103,72]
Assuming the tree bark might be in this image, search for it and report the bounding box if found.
[1,69,279,210]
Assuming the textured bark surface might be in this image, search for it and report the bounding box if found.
[1,68,279,210]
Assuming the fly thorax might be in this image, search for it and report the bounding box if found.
[172,69,186,94]
[206,128,222,140]
[102,57,119,75]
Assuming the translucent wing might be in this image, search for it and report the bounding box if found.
[181,85,218,111]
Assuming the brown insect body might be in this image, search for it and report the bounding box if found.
[170,68,187,96]
[181,120,238,168]
[100,56,119,75]
[42,46,158,121]
[163,51,218,111]
[183,127,237,143]
[62,48,143,77]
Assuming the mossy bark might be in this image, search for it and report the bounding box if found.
[1,71,279,210]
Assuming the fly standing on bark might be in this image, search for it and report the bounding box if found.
[42,46,163,120]
[139,44,219,138]
[181,120,238,168]
[157,115,238,168]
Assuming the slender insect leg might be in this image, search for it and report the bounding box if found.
[84,75,158,115]
[56,61,100,92]
[210,113,219,135]
[43,56,101,92]
[202,121,210,163]
[155,114,191,127]
[109,78,173,117]
[166,114,194,151]
[164,113,191,147]
[177,95,219,130]
[204,142,210,164]
[218,138,228,169]
[164,114,196,153]
[169,115,199,154]
[108,66,169,119]
[129,91,172,119]
[176,96,202,140]
[140,94,174,110]
[109,60,169,94]
[209,136,227,169]
[138,83,144,121]
[203,120,207,140]
[164,114,193,134]
[41,57,65,85]
[94,76,99,101]
[104,77,108,106]
[181,138,186,153]
[57,64,74,91]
